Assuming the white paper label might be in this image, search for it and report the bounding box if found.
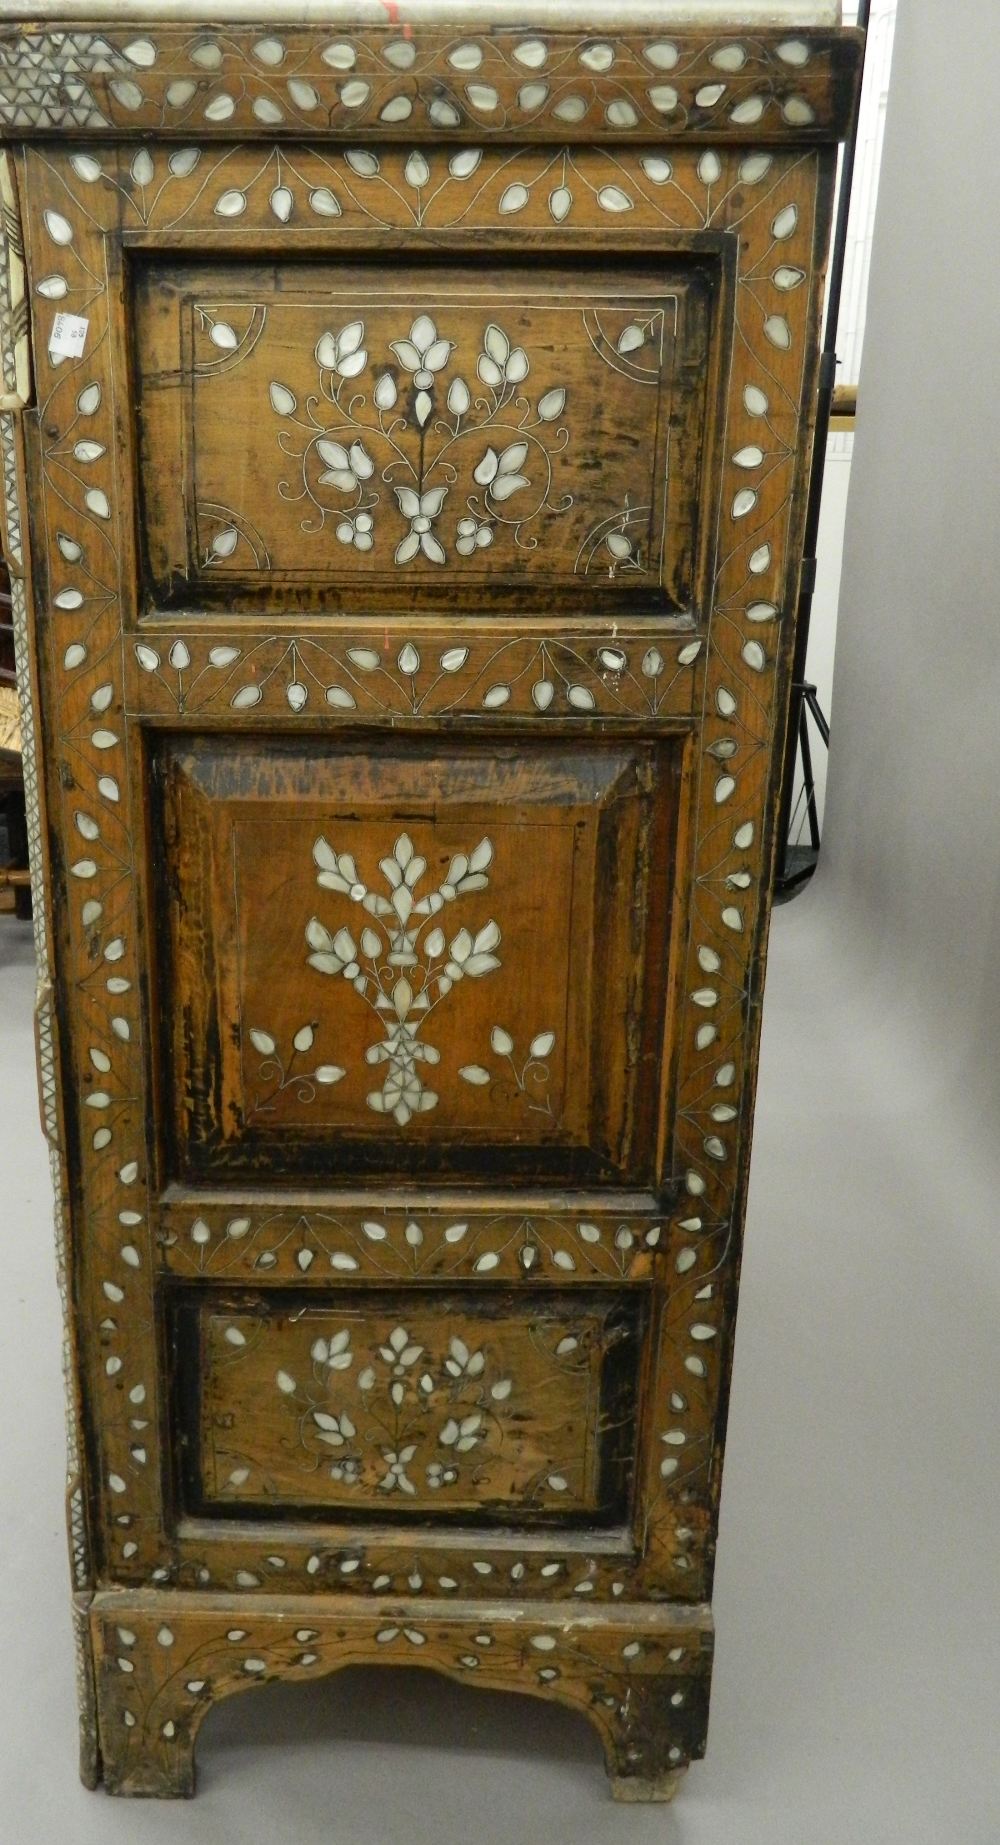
[48,312,89,359]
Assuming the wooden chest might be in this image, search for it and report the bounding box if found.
[0,0,860,1800]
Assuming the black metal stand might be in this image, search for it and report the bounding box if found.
[778,680,832,894]
[774,0,870,900]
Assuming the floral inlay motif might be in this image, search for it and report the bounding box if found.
[279,1322,513,1497]
[577,493,651,577]
[306,830,500,1124]
[244,1022,344,1119]
[213,1312,594,1508]
[460,1025,558,1119]
[271,314,571,564]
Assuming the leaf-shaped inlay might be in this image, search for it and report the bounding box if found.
[321,42,356,69]
[740,153,773,186]
[168,147,201,179]
[449,148,483,179]
[772,204,799,240]
[764,315,792,351]
[44,210,73,246]
[204,93,236,122]
[537,387,566,421]
[514,38,547,68]
[519,82,549,111]
[288,79,320,111]
[70,154,102,183]
[214,189,247,218]
[109,79,144,111]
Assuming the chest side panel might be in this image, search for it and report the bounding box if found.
[13,135,832,1617]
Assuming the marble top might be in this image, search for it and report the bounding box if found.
[4,2,844,26]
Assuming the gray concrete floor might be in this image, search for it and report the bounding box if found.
[0,900,995,1843]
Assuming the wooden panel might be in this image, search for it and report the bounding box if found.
[153,730,683,1186]
[176,1286,642,1523]
[12,137,834,1608]
[134,259,714,618]
[4,95,846,1798]
[0,22,865,145]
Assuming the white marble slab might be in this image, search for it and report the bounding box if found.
[6,3,843,28]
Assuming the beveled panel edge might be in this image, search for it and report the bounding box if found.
[158,1193,671,1283]
[123,628,705,723]
[0,20,862,144]
[183,1285,637,1521]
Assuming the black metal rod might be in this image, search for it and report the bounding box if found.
[804,682,831,749]
[798,704,821,852]
[775,0,872,882]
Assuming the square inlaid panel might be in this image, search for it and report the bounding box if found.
[171,1286,644,1528]
[133,257,717,618]
[151,731,684,1188]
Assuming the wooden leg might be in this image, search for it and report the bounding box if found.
[609,1766,686,1803]
[72,1596,102,1791]
[92,1614,200,1797]
[101,1729,197,1800]
[595,1673,701,1803]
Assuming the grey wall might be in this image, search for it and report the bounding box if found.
[818,0,1000,1134]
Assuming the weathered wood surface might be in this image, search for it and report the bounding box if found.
[0,5,858,1798]
[0,17,862,143]
[90,1589,713,1799]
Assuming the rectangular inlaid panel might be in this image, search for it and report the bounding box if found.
[134,258,716,618]
[152,731,684,1188]
[174,1287,643,1525]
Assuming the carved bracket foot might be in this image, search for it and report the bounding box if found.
[90,1590,712,1798]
